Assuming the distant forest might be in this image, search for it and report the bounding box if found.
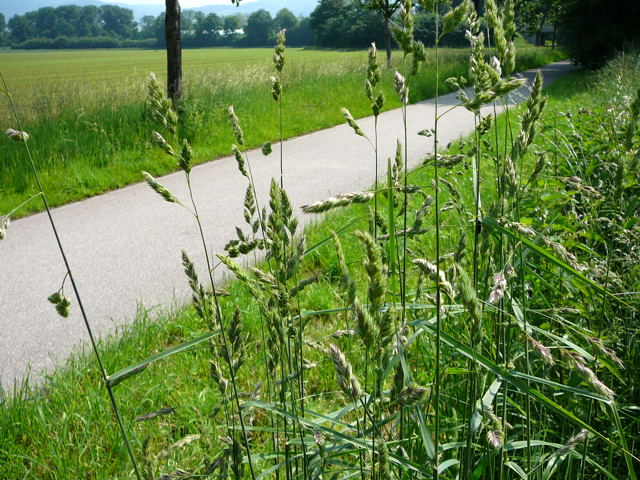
[0,0,468,50]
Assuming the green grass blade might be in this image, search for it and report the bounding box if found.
[107,330,218,387]
[303,216,363,256]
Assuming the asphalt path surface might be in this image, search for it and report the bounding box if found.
[0,60,576,388]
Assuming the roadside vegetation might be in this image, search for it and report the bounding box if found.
[0,46,564,217]
[2,1,639,479]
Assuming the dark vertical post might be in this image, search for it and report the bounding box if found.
[384,16,392,68]
[165,0,182,103]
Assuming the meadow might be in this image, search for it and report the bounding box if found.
[0,46,565,216]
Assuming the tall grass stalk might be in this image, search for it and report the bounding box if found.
[430,1,442,477]
[0,73,143,480]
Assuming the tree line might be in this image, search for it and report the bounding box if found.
[0,6,315,49]
[0,1,465,51]
[0,0,637,69]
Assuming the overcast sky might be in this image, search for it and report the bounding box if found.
[112,0,258,6]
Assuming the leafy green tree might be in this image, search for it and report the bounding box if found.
[34,7,56,38]
[99,5,136,38]
[223,14,242,37]
[52,17,75,38]
[287,16,315,46]
[8,15,34,43]
[181,10,201,38]
[560,0,640,68]
[309,0,351,47]
[244,9,274,46]
[77,6,102,37]
[0,13,5,46]
[357,0,402,66]
[310,0,384,49]
[197,13,222,43]
[139,15,159,39]
[514,0,562,46]
[274,8,298,31]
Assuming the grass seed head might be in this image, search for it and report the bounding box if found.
[441,0,470,39]
[274,29,286,72]
[355,230,385,315]
[48,290,71,318]
[394,72,409,104]
[180,139,192,174]
[367,42,380,88]
[477,113,493,136]
[392,3,415,55]
[413,259,455,298]
[301,191,373,214]
[0,216,9,240]
[488,271,507,305]
[227,105,244,146]
[353,299,379,349]
[232,145,248,178]
[270,76,281,102]
[142,171,180,204]
[151,131,176,157]
[5,128,29,142]
[395,382,428,406]
[528,336,555,365]
[341,108,367,138]
[553,430,588,457]
[329,344,362,400]
[486,428,504,450]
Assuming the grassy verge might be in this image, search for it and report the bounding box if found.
[2,63,622,479]
[0,46,565,217]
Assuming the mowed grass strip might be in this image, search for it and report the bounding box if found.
[0,46,565,217]
[0,66,589,480]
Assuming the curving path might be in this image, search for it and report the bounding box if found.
[0,61,576,388]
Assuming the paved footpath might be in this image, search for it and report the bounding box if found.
[0,61,575,388]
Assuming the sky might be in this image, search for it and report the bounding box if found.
[111,0,258,6]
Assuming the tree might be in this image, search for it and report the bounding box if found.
[8,15,33,43]
[34,7,56,38]
[223,14,241,37]
[358,0,402,67]
[310,0,384,49]
[0,14,5,45]
[139,14,164,44]
[310,0,350,47]
[244,9,274,46]
[181,10,201,39]
[139,15,158,38]
[514,0,562,47]
[287,16,315,46]
[274,8,298,31]
[195,13,222,44]
[165,0,182,102]
[77,6,102,37]
[560,0,640,68]
[100,5,136,38]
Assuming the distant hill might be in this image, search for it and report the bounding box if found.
[1,0,103,20]
[1,0,319,20]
